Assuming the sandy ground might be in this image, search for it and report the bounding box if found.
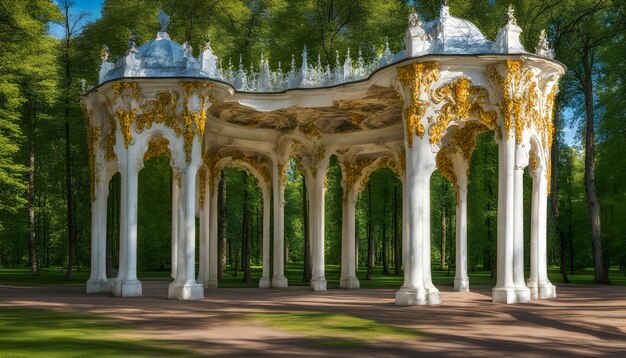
[1,282,625,357]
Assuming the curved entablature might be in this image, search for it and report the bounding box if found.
[92,4,560,93]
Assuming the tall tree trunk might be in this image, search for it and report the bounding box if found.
[62,3,76,281]
[303,174,311,282]
[569,189,574,276]
[219,170,228,278]
[393,185,401,275]
[27,98,38,276]
[367,183,374,280]
[382,189,389,275]
[440,203,446,271]
[551,99,569,283]
[581,47,607,284]
[242,173,251,283]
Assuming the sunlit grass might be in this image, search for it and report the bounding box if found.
[0,308,203,357]
[2,264,624,288]
[243,311,421,347]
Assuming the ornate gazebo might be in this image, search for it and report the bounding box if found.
[82,4,564,305]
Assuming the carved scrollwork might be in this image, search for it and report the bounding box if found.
[429,76,495,146]
[396,62,440,148]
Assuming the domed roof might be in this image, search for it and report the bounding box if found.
[422,5,491,54]
[137,35,186,69]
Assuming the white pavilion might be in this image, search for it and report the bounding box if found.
[81,4,564,305]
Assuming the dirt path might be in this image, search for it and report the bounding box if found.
[1,283,625,357]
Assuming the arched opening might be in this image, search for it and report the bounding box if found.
[283,158,308,285]
[136,136,177,289]
[355,167,403,286]
[214,161,268,287]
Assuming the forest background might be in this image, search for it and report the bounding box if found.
[1,0,625,285]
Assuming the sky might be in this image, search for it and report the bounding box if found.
[49,0,103,38]
[47,0,578,146]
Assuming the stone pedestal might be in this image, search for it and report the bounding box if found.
[168,282,204,300]
[113,279,142,297]
[340,277,360,289]
[310,278,327,292]
[259,277,271,288]
[453,278,470,292]
[271,276,288,288]
[86,279,112,293]
[492,286,516,304]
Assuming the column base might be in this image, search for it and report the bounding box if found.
[527,280,538,300]
[426,287,442,305]
[515,285,532,303]
[112,279,142,297]
[395,287,428,306]
[271,276,288,288]
[259,276,271,288]
[492,286,517,304]
[86,278,112,293]
[168,282,204,300]
[201,279,218,289]
[310,278,327,292]
[538,283,557,299]
[339,277,360,289]
[453,277,470,292]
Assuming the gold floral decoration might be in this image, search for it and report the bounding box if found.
[299,122,321,139]
[112,82,141,148]
[429,76,494,145]
[341,157,376,202]
[396,62,440,148]
[143,136,171,162]
[105,114,117,161]
[436,147,456,187]
[198,166,207,209]
[181,81,214,161]
[82,104,100,201]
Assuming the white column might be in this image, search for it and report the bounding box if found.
[307,165,328,292]
[527,166,540,299]
[536,165,556,299]
[396,136,439,305]
[87,175,112,293]
[454,181,469,292]
[171,172,179,279]
[493,138,516,303]
[113,153,142,297]
[259,187,271,288]
[272,162,288,288]
[513,147,531,303]
[207,180,218,288]
[340,192,359,289]
[400,176,409,288]
[168,165,204,300]
[197,173,210,285]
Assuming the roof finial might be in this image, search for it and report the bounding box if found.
[158,8,170,33]
[507,4,517,26]
[127,31,136,50]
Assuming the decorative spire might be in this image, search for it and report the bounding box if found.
[507,4,518,26]
[158,8,170,32]
[203,33,213,51]
[408,8,420,27]
[535,29,554,58]
[100,45,109,61]
[127,31,137,51]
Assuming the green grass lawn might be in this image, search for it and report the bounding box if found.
[243,311,421,347]
[0,308,205,357]
[1,263,624,288]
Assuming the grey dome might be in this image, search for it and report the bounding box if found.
[138,37,186,69]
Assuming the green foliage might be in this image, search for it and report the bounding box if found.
[1,0,625,285]
[0,308,203,357]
